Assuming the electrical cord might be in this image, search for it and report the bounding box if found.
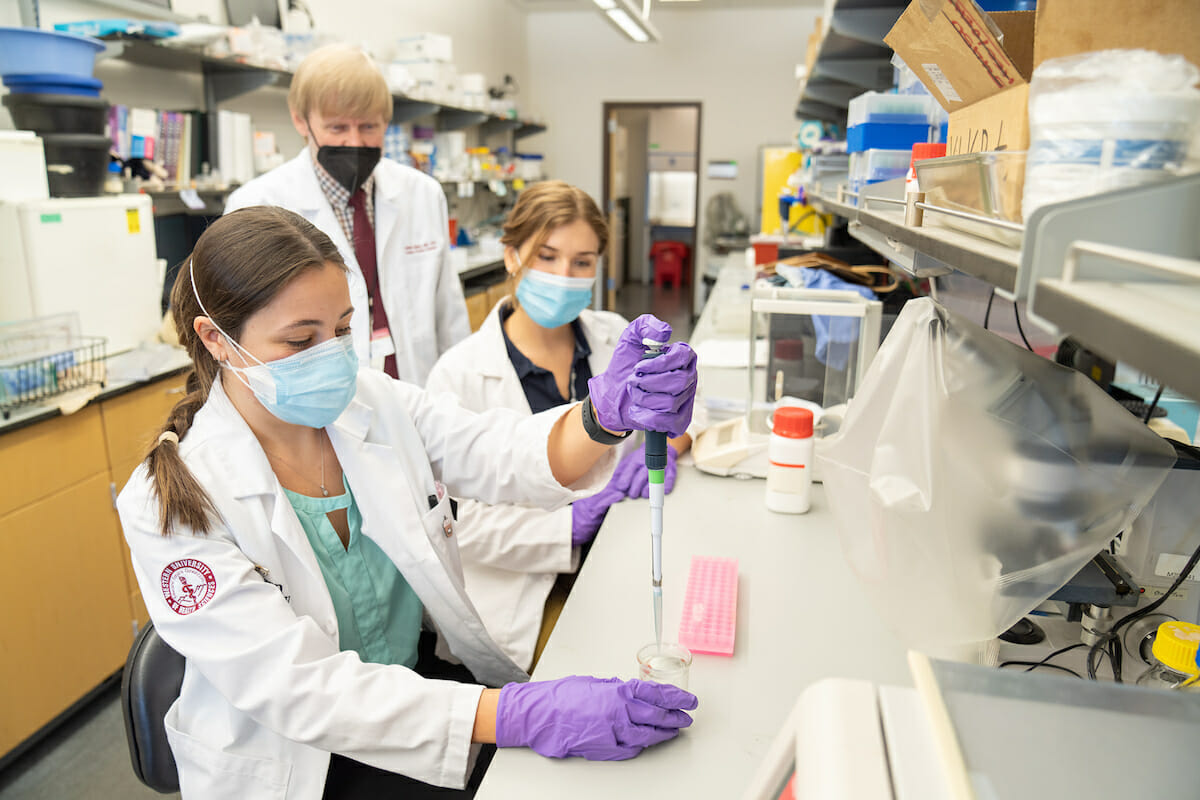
[1143,384,1165,424]
[983,287,995,329]
[1013,299,1035,351]
[1088,527,1200,682]
[999,642,1086,676]
[998,661,1083,679]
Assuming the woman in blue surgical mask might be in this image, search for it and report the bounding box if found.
[426,182,697,673]
[120,206,701,798]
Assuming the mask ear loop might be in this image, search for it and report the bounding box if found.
[189,259,269,396]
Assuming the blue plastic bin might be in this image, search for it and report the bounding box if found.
[847,122,931,153]
[0,27,105,79]
[3,73,102,96]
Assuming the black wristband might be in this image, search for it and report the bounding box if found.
[580,395,632,445]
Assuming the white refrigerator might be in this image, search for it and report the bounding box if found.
[0,194,163,356]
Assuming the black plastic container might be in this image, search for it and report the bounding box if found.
[2,92,109,135]
[40,132,111,196]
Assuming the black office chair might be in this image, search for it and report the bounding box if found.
[121,621,185,793]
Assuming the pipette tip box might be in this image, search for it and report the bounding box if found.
[679,556,738,656]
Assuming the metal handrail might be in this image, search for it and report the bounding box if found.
[914,202,1025,234]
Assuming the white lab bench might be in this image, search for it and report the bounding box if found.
[477,475,913,799]
[478,269,913,796]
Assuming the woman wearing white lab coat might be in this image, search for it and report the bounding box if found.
[425,182,693,671]
[118,206,699,799]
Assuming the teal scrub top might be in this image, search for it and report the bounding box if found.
[283,476,424,668]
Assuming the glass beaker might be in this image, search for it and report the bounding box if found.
[636,642,692,690]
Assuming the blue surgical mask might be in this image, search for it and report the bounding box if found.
[190,262,360,428]
[516,268,595,329]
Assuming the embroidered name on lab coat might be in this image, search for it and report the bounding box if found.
[404,241,438,255]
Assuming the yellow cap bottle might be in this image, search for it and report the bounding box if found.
[1136,621,1200,690]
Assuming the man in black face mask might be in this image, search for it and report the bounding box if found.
[225,43,470,386]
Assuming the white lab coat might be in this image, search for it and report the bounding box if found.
[226,151,470,386]
[117,369,617,799]
[425,301,638,669]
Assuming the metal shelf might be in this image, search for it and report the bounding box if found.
[796,0,906,123]
[102,37,547,138]
[811,181,1021,291]
[1036,279,1200,402]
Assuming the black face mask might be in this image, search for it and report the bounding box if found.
[315,144,381,195]
[307,121,381,195]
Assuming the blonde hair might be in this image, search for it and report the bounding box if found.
[288,43,393,123]
[501,181,609,293]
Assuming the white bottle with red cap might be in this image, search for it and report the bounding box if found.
[766,406,814,514]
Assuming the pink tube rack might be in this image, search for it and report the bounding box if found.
[678,556,738,656]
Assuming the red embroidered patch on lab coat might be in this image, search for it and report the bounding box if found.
[161,558,217,615]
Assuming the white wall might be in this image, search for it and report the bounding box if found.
[525,5,819,304]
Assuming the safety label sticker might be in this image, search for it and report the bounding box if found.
[161,558,217,615]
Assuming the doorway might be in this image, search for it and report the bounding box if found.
[602,102,702,334]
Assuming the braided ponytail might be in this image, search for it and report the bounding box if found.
[143,206,347,536]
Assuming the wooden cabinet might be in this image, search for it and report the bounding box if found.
[0,372,188,758]
[0,411,132,756]
[466,291,491,332]
[100,374,189,630]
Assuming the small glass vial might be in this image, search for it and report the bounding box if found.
[766,406,814,514]
[1135,620,1200,690]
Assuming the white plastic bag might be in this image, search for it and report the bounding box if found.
[816,299,1175,651]
[1023,49,1200,217]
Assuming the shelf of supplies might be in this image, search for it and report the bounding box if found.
[795,1,907,122]
[102,37,291,103]
[480,117,522,137]
[101,37,546,138]
[513,122,546,140]
[145,187,232,217]
[811,184,1020,292]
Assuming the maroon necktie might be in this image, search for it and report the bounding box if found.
[348,189,397,378]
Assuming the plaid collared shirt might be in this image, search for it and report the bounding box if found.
[310,151,376,244]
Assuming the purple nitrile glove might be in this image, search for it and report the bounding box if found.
[495,675,698,760]
[625,444,678,499]
[570,488,620,546]
[587,315,698,439]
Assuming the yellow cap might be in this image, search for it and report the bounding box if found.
[1151,621,1200,675]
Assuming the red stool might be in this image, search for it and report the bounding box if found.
[650,241,691,288]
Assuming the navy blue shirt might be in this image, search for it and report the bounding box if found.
[499,303,594,414]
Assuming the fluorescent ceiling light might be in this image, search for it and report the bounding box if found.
[607,8,649,41]
[598,0,660,43]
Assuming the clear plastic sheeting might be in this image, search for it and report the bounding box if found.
[1023,49,1200,217]
[816,298,1176,651]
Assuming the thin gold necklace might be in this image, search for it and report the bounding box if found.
[264,433,328,497]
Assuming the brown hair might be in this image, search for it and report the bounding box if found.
[288,43,393,123]
[147,206,347,536]
[501,181,609,294]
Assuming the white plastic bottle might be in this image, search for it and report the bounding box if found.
[766,406,814,514]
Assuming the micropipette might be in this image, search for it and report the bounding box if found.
[642,336,669,652]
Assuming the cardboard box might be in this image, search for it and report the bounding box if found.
[1034,0,1200,72]
[886,0,1200,158]
[885,1,1034,156]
